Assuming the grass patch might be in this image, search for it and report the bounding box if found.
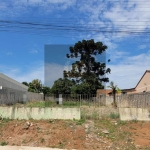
[0,141,8,146]
[62,101,80,107]
[23,100,80,108]
[26,101,48,107]
[95,117,132,143]
[75,119,85,125]
[117,120,127,125]
[109,112,120,119]
[92,111,99,120]
[0,117,11,129]
[130,119,138,123]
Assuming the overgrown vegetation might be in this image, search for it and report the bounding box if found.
[0,117,11,129]
[0,116,149,149]
[109,112,120,119]
[94,117,137,149]
[24,100,81,108]
[0,141,8,146]
[12,99,102,108]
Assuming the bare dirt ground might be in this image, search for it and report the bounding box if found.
[0,118,150,150]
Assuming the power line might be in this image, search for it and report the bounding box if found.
[0,19,150,37]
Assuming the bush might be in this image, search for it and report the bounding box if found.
[109,113,119,119]
[0,141,8,146]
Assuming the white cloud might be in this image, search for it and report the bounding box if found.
[0,62,44,85]
[1,0,150,91]
[29,49,38,53]
[107,50,129,63]
[6,52,13,55]
[45,63,70,87]
[138,44,147,50]
[0,61,68,87]
[107,50,150,89]
[103,1,150,34]
[0,0,76,17]
[0,49,150,90]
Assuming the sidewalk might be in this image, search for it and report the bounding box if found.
[0,146,76,150]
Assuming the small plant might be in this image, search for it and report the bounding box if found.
[0,141,8,146]
[76,119,85,125]
[36,127,40,130]
[41,138,45,143]
[92,111,99,120]
[118,120,127,125]
[58,141,64,148]
[131,119,138,123]
[22,139,26,144]
[49,120,53,123]
[0,117,10,123]
[109,113,119,119]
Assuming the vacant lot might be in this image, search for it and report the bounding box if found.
[0,116,150,150]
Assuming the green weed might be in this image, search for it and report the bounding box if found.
[41,138,45,143]
[109,113,120,119]
[0,141,8,146]
[75,119,85,125]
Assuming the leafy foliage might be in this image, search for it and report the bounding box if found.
[51,78,75,94]
[71,82,91,94]
[28,79,42,93]
[42,86,51,100]
[107,81,121,107]
[22,81,29,86]
[22,80,51,98]
[64,39,111,94]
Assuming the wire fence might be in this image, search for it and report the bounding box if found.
[117,92,150,108]
[1,87,150,109]
[0,87,26,105]
[45,94,106,108]
[0,87,43,105]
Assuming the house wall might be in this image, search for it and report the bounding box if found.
[135,71,150,93]
[0,73,28,92]
[126,90,136,94]
[96,89,112,97]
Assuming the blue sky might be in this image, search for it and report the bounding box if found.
[0,0,150,89]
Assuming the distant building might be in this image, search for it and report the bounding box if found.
[96,89,112,97]
[121,70,150,94]
[97,70,150,95]
[0,73,28,91]
[134,70,150,93]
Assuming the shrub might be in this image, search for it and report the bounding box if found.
[109,112,119,119]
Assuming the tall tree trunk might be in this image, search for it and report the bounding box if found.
[113,91,117,108]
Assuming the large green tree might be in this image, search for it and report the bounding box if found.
[29,79,42,93]
[22,79,43,93]
[22,80,51,100]
[51,78,75,94]
[22,81,29,87]
[64,39,111,94]
[71,82,91,94]
[42,86,51,100]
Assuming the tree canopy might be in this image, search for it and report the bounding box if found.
[64,39,111,94]
[51,78,75,94]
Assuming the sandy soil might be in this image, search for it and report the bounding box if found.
[0,119,150,150]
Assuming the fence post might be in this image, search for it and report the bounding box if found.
[59,94,62,104]
[23,93,27,104]
[56,94,62,105]
[80,94,81,107]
